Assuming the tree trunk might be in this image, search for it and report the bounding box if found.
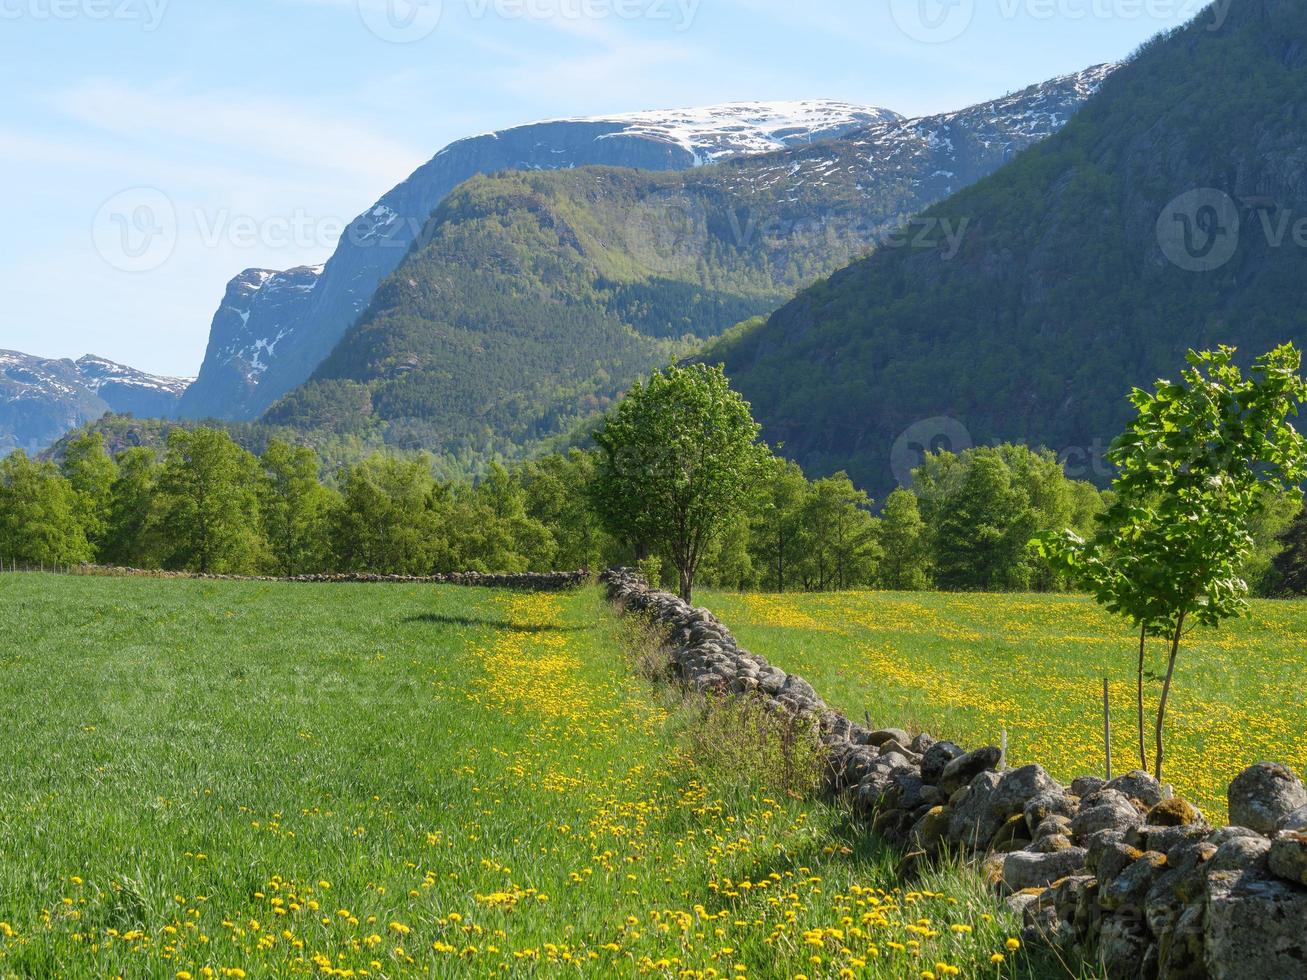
[1153,613,1186,781]
[679,565,693,605]
[1136,622,1148,771]
[777,529,785,594]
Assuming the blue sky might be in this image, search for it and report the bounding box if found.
[0,0,1212,377]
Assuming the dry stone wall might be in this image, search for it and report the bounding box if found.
[602,568,1307,980]
[61,565,591,590]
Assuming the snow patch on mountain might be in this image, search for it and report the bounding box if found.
[725,66,1118,203]
[0,349,192,455]
[574,100,903,164]
[204,266,325,384]
[75,354,192,397]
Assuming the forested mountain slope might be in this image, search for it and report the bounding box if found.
[706,0,1307,496]
[265,68,1110,464]
[177,102,895,422]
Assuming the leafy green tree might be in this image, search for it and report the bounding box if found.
[101,447,162,567]
[994,444,1083,590]
[461,462,558,572]
[879,488,929,590]
[1242,490,1301,595]
[332,455,449,574]
[799,474,880,591]
[1067,481,1108,539]
[749,457,810,592]
[1042,345,1307,780]
[259,440,334,576]
[910,449,968,573]
[591,364,770,602]
[0,451,92,566]
[155,427,265,574]
[695,514,756,591]
[60,432,117,552]
[933,454,1036,591]
[916,444,1102,591]
[520,451,613,571]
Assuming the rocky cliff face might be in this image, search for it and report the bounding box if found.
[176,103,898,423]
[0,351,190,455]
[177,266,323,419]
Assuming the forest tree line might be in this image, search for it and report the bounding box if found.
[0,425,1301,595]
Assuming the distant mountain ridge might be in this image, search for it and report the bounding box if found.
[729,63,1115,211]
[0,351,190,456]
[262,66,1113,465]
[705,0,1307,497]
[176,101,899,423]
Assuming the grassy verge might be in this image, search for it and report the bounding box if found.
[0,575,1054,978]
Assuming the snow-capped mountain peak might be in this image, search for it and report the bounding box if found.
[719,65,1118,205]
[74,354,192,398]
[203,266,325,387]
[572,100,903,164]
[1,349,191,455]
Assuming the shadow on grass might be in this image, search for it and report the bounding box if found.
[403,613,592,633]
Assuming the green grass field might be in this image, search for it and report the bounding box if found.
[701,590,1307,821]
[0,575,1036,979]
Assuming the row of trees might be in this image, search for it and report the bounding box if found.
[2,362,1303,606]
[0,419,1106,594]
[0,430,596,577]
[588,365,1121,601]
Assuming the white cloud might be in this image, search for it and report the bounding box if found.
[48,79,426,187]
[0,78,439,375]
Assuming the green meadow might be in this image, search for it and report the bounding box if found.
[702,590,1307,821]
[0,575,1044,979]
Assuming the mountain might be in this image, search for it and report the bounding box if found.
[0,351,190,456]
[705,0,1307,498]
[264,67,1112,465]
[176,102,898,423]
